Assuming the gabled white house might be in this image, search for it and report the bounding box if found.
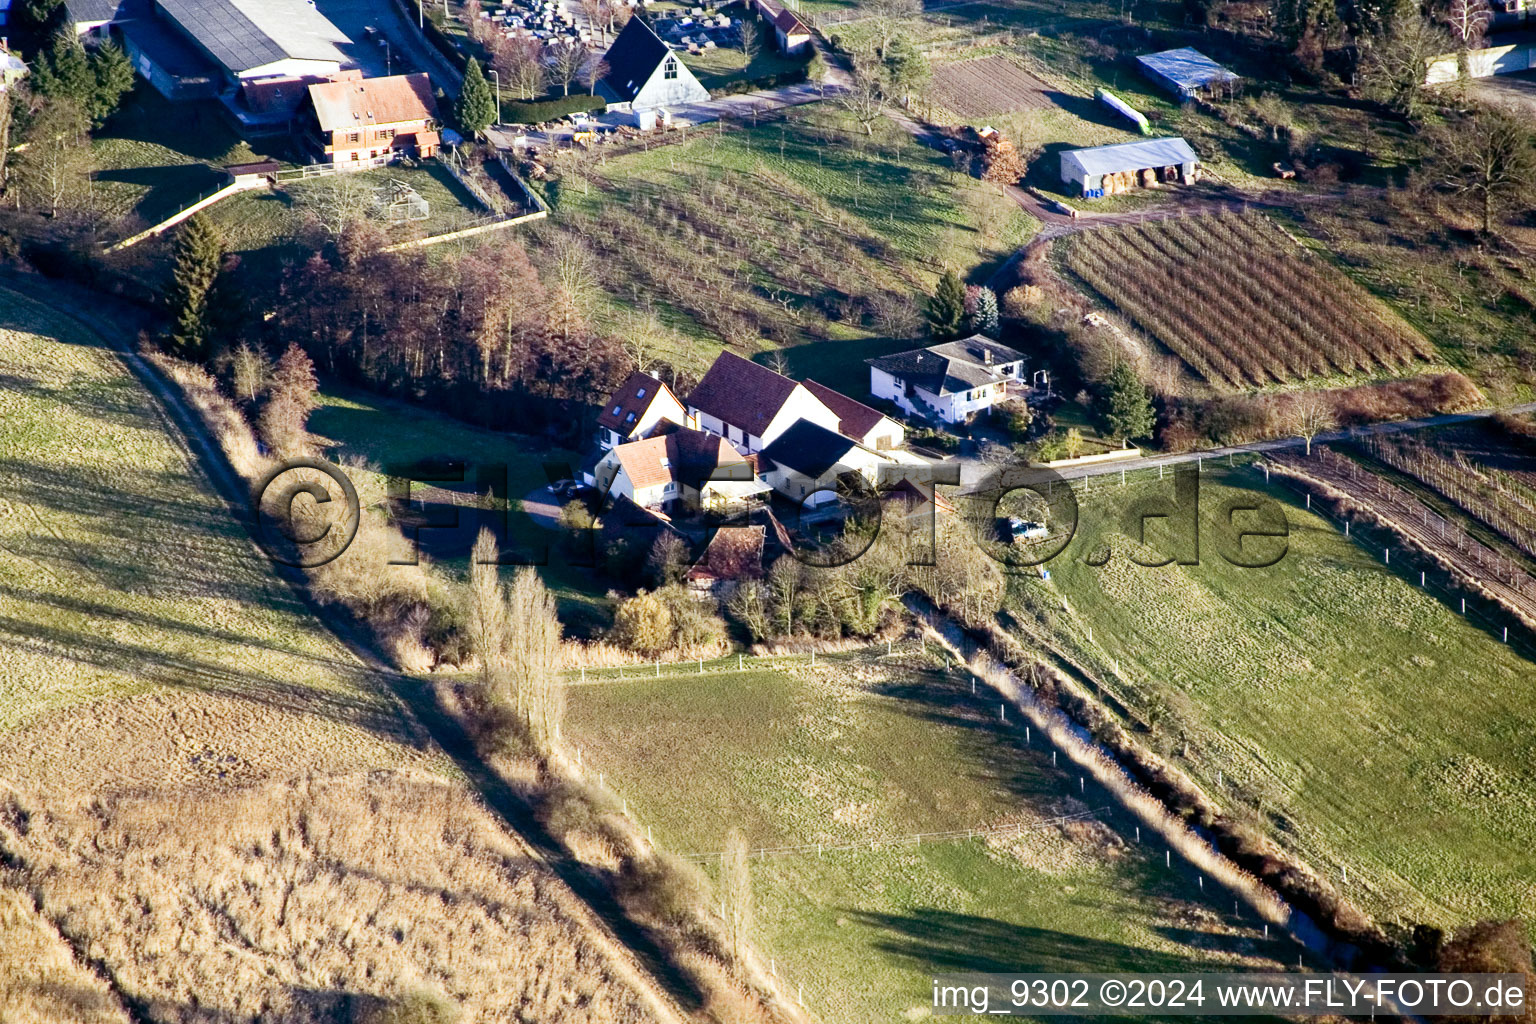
[867,336,1025,425]
[595,17,709,116]
[593,426,770,513]
[686,351,841,454]
[596,370,687,450]
[758,420,893,507]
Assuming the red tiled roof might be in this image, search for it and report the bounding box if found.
[308,73,437,132]
[686,526,766,581]
[687,351,801,438]
[802,379,890,442]
[773,8,808,34]
[611,427,748,493]
[598,370,679,434]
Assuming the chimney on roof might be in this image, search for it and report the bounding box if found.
[984,347,993,366]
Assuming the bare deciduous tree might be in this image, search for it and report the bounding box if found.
[546,38,589,96]
[1447,0,1491,47]
[1359,15,1451,118]
[579,54,610,96]
[740,15,762,63]
[14,96,92,218]
[1429,101,1536,234]
[295,171,376,238]
[721,830,754,965]
[862,0,920,57]
[507,565,563,749]
[494,35,547,99]
[838,62,888,136]
[1289,391,1336,455]
[468,529,511,698]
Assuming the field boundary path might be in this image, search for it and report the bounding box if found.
[1271,446,1536,626]
[0,274,697,1024]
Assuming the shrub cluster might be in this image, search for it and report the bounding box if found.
[504,93,608,124]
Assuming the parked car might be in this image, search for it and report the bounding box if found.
[1008,517,1048,541]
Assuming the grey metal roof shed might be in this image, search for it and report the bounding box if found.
[1136,47,1240,98]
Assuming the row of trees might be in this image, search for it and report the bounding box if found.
[180,210,632,433]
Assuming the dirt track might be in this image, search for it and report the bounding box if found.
[0,275,696,1024]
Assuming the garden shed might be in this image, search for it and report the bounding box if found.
[1136,47,1241,98]
[1059,137,1200,197]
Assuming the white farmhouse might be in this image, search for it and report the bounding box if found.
[867,336,1025,425]
[595,371,687,450]
[758,420,892,507]
[802,378,905,451]
[593,426,769,513]
[686,351,841,454]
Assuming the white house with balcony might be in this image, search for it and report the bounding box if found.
[866,337,1025,425]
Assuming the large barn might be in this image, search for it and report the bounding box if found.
[1059,137,1200,198]
[596,17,709,119]
[68,0,354,120]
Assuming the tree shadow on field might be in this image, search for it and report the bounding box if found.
[850,909,1209,974]
[0,457,263,603]
[0,610,416,743]
[869,673,1064,807]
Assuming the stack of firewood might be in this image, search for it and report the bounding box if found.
[978,130,1027,185]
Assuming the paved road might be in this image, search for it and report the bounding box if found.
[949,401,1536,493]
[374,0,467,96]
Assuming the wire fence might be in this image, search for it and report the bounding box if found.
[562,638,937,684]
[1254,451,1536,663]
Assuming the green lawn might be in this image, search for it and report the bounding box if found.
[1018,463,1536,932]
[568,652,1287,1023]
[683,44,808,90]
[91,85,289,228]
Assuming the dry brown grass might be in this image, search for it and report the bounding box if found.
[0,772,667,1024]
[1,286,683,1024]
[0,888,129,1024]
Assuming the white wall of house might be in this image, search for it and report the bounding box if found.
[777,27,810,53]
[599,391,686,450]
[870,362,1023,425]
[632,54,710,110]
[853,416,905,451]
[761,387,840,448]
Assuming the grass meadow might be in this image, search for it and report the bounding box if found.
[307,385,607,619]
[567,653,1287,1023]
[542,105,1035,377]
[0,285,669,1022]
[1016,463,1536,933]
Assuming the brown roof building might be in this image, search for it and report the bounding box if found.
[802,378,905,451]
[306,73,440,168]
[685,351,841,453]
[596,371,687,449]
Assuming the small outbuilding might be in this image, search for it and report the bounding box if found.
[1059,137,1199,198]
[1136,47,1240,99]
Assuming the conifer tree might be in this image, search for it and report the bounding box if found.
[456,59,497,137]
[927,268,966,339]
[165,214,225,359]
[1101,360,1155,442]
